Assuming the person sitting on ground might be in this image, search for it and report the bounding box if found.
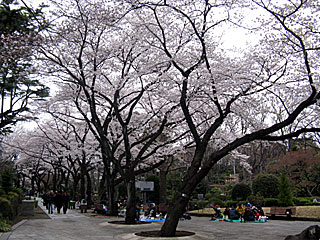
[255,205,264,220]
[236,204,245,222]
[243,203,256,222]
[228,206,240,220]
[223,207,230,219]
[148,203,157,218]
[210,204,223,220]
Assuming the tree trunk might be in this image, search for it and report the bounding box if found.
[160,194,189,237]
[107,177,118,216]
[125,176,137,224]
[72,176,79,200]
[98,168,106,200]
[86,171,93,206]
[80,165,86,200]
[159,168,167,204]
[31,176,35,196]
[36,178,41,194]
[53,168,57,192]
[161,152,210,236]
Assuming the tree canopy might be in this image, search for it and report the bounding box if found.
[0,0,49,135]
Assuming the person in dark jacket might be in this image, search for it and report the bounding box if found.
[62,192,70,214]
[54,191,64,214]
[228,206,240,220]
[47,191,55,214]
[243,205,256,222]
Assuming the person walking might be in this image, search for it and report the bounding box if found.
[47,191,55,214]
[54,191,64,214]
[62,192,70,214]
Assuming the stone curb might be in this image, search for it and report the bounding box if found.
[0,220,28,240]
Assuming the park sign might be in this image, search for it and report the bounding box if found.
[136,181,154,191]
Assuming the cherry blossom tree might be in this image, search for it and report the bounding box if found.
[127,0,320,236]
[40,0,185,222]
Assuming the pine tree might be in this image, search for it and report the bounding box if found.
[278,172,293,207]
[0,0,49,135]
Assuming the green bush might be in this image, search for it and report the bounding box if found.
[247,194,264,207]
[0,170,14,194]
[252,174,279,198]
[205,193,213,200]
[208,198,223,207]
[231,183,252,201]
[0,197,13,220]
[293,197,312,206]
[0,218,11,232]
[10,187,23,198]
[263,198,279,207]
[8,192,21,217]
[224,200,238,208]
[198,200,209,209]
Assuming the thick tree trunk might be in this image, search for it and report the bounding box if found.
[72,177,79,200]
[159,168,167,204]
[125,176,137,224]
[160,194,189,237]
[36,179,41,194]
[161,152,210,236]
[98,168,106,200]
[107,179,118,216]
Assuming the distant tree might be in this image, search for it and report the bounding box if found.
[278,172,293,207]
[231,183,251,201]
[252,174,279,198]
[268,149,320,197]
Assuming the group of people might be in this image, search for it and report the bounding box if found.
[43,191,70,214]
[211,203,265,222]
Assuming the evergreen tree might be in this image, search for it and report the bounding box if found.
[278,172,293,207]
[0,0,49,135]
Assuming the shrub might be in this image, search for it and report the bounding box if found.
[205,193,213,200]
[0,197,13,220]
[10,187,23,198]
[0,170,14,194]
[278,172,293,206]
[263,198,279,207]
[0,217,11,232]
[252,174,279,198]
[247,194,264,207]
[231,183,252,201]
[293,197,312,206]
[198,200,209,209]
[208,198,223,207]
[224,200,238,208]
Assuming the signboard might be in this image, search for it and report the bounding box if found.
[136,181,154,191]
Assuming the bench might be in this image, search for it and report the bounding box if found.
[268,207,296,217]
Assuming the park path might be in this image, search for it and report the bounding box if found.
[1,201,319,240]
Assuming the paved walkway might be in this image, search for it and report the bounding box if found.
[1,202,320,240]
